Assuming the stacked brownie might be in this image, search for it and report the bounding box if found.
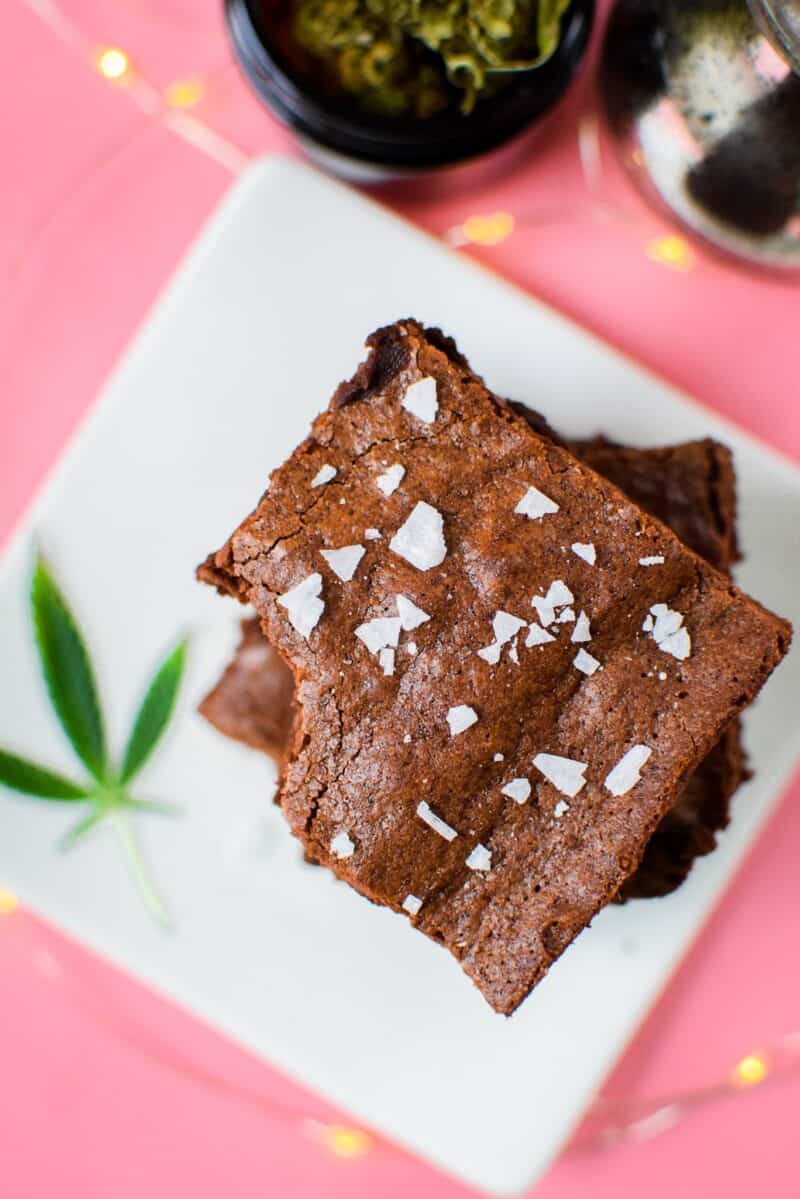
[199,320,790,1014]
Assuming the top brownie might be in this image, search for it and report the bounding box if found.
[200,319,791,1015]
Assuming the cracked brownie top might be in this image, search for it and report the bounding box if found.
[199,318,791,1014]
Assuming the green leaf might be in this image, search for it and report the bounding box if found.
[119,640,187,785]
[0,748,90,800]
[31,557,107,781]
[60,809,104,849]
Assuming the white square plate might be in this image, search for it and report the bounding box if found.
[2,158,799,1196]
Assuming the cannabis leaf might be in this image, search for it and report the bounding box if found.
[0,556,187,926]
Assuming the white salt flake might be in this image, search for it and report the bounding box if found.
[417,801,457,842]
[645,603,692,661]
[466,844,492,873]
[574,649,601,676]
[639,555,666,566]
[515,486,560,520]
[379,647,396,676]
[571,611,592,643]
[331,832,355,859]
[556,607,576,624]
[494,753,505,762]
[658,671,668,681]
[501,778,531,804]
[572,542,597,565]
[548,580,574,607]
[403,376,438,423]
[278,573,324,640]
[407,641,418,656]
[526,623,556,647]
[605,745,653,796]
[396,594,431,630]
[509,640,520,664]
[390,501,447,571]
[447,705,478,736]
[477,642,503,664]
[553,800,569,820]
[403,733,412,744]
[320,544,365,582]
[311,463,337,488]
[376,463,405,496]
[533,753,588,798]
[403,893,423,916]
[355,616,402,655]
[364,527,382,540]
[493,611,527,643]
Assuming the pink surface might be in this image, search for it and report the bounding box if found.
[1,2,798,1197]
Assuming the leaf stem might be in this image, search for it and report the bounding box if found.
[111,810,171,929]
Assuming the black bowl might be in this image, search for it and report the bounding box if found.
[226,0,595,177]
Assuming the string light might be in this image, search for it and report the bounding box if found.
[306,1120,373,1159]
[0,888,18,915]
[733,1054,768,1087]
[647,234,695,272]
[96,47,130,81]
[164,77,207,109]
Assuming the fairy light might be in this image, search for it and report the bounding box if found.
[0,888,19,915]
[306,1120,372,1159]
[96,47,130,81]
[733,1054,768,1087]
[647,234,695,272]
[462,212,515,246]
[164,77,206,109]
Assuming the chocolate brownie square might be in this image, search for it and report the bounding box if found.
[199,319,791,1014]
[201,432,747,898]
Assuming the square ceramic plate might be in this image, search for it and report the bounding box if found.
[2,158,799,1196]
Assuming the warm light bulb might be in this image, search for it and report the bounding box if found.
[97,47,130,81]
[165,77,206,109]
[734,1054,768,1087]
[0,889,19,915]
[462,212,515,247]
[647,234,694,272]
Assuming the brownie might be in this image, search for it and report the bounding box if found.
[201,432,747,898]
[199,319,791,1015]
[199,618,295,762]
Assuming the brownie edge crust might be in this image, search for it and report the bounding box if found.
[199,319,791,1014]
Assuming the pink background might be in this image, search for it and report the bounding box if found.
[1,2,798,1196]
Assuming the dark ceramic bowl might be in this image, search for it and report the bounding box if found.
[226,0,595,180]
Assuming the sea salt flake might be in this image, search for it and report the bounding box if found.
[355,616,402,655]
[658,671,668,681]
[390,501,447,571]
[572,542,597,565]
[403,376,438,423]
[277,573,324,640]
[493,610,527,643]
[403,893,423,916]
[571,611,592,643]
[574,649,601,676]
[403,733,412,744]
[396,594,431,630]
[532,598,556,627]
[331,832,355,859]
[526,623,556,647]
[508,640,520,664]
[364,527,382,540]
[417,801,457,842]
[311,464,337,488]
[407,641,418,656]
[548,580,574,607]
[515,485,560,520]
[639,555,666,566]
[533,753,588,798]
[376,463,405,496]
[605,745,653,796]
[501,778,531,804]
[494,753,505,762]
[320,544,365,582]
[478,642,503,664]
[557,607,576,624]
[447,705,479,736]
[379,647,396,676]
[466,844,492,873]
[645,603,692,661]
[553,800,569,819]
